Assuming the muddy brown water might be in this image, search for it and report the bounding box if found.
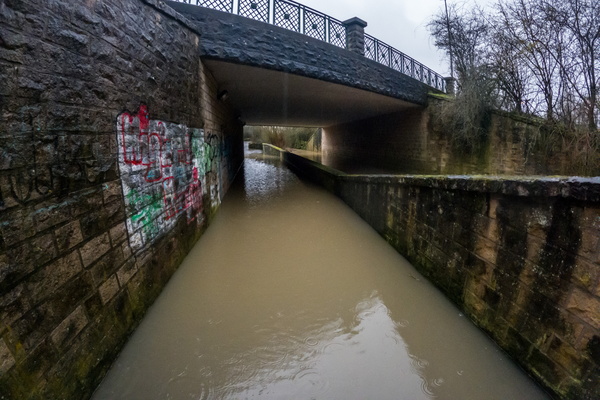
[92,148,550,400]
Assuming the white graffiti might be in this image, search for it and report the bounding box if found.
[116,105,223,251]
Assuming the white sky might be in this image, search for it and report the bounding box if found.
[296,0,495,76]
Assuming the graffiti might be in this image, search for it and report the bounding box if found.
[117,105,224,250]
[0,134,115,208]
[203,132,223,206]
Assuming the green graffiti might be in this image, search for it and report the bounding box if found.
[126,188,164,239]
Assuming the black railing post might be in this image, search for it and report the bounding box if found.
[342,17,367,56]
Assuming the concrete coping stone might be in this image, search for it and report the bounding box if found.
[340,174,600,202]
[282,149,600,202]
[343,17,368,28]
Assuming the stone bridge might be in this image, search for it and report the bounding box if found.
[167,0,446,126]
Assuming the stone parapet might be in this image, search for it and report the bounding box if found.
[282,149,600,400]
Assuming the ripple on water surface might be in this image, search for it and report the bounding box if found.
[91,152,550,400]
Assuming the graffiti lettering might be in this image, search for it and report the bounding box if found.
[1,134,115,208]
[117,105,224,250]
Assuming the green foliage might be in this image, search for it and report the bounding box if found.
[244,126,321,150]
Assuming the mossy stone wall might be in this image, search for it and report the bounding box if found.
[0,1,243,399]
[283,150,600,400]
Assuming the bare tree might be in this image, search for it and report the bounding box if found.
[497,0,565,121]
[546,0,599,130]
[428,4,496,150]
[428,3,489,85]
[486,20,536,113]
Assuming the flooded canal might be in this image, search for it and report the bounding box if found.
[92,147,550,400]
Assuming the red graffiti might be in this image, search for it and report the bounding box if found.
[118,105,204,228]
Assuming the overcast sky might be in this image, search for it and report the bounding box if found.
[295,0,495,76]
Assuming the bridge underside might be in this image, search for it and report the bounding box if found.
[167,1,432,127]
[205,59,418,127]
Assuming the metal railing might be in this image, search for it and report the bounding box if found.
[364,34,446,92]
[173,0,446,92]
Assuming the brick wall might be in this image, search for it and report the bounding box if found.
[0,1,243,399]
[283,151,600,400]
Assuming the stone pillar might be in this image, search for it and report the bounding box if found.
[444,77,457,95]
[343,17,368,56]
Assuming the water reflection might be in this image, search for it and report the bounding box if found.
[242,154,294,207]
[221,292,431,400]
[92,144,549,400]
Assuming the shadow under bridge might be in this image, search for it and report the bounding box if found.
[166,0,446,127]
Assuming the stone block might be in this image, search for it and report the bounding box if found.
[487,196,500,219]
[89,246,125,286]
[483,285,502,309]
[27,251,82,306]
[526,207,553,238]
[0,208,36,246]
[32,200,72,233]
[0,338,16,374]
[502,301,528,330]
[504,326,533,360]
[2,243,35,287]
[72,186,103,220]
[525,234,546,265]
[102,180,122,205]
[547,335,586,378]
[7,336,59,389]
[527,347,570,387]
[463,289,488,317]
[586,335,600,365]
[0,283,29,329]
[571,256,599,292]
[473,234,498,265]
[50,306,88,350]
[565,287,600,327]
[54,220,84,253]
[581,206,600,231]
[79,200,124,240]
[30,233,58,267]
[116,259,137,287]
[499,224,529,259]
[451,222,474,249]
[109,222,127,246]
[580,228,599,263]
[121,241,133,260]
[98,275,119,305]
[79,233,110,268]
[558,310,587,348]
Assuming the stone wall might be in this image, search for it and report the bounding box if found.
[0,1,243,399]
[322,108,429,174]
[283,151,600,400]
[322,97,599,176]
